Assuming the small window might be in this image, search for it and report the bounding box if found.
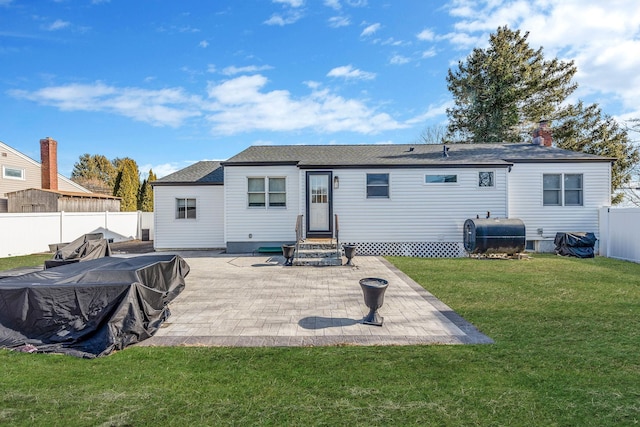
[248,178,266,207]
[543,174,561,206]
[425,174,457,184]
[367,173,389,198]
[564,174,583,206]
[176,198,196,219]
[268,177,286,207]
[543,173,583,206]
[2,166,25,180]
[248,177,286,208]
[478,171,494,187]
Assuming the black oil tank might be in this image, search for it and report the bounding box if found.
[463,218,526,255]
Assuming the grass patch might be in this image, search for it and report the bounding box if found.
[1,254,639,425]
[0,253,50,271]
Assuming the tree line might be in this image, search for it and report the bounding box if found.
[419,26,639,205]
[70,155,156,212]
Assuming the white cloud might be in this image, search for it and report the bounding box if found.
[422,48,437,58]
[143,162,193,179]
[324,0,341,10]
[406,100,453,125]
[264,10,304,26]
[328,16,350,28]
[46,19,70,31]
[9,82,202,127]
[360,23,381,37]
[221,65,274,75]
[9,76,407,136]
[327,65,376,80]
[389,54,410,65]
[204,74,405,135]
[273,0,304,7]
[199,40,209,48]
[417,28,435,41]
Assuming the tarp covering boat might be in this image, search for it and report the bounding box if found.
[0,254,189,358]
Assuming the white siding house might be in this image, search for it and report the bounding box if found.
[152,161,224,250]
[508,162,611,252]
[154,143,614,256]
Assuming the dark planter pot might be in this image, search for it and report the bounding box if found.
[359,277,389,326]
[282,244,295,266]
[343,244,357,266]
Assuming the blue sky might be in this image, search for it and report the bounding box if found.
[1,0,639,178]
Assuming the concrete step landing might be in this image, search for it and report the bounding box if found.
[294,239,342,266]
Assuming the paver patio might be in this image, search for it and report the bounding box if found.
[137,252,493,347]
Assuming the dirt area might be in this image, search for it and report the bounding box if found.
[110,240,155,254]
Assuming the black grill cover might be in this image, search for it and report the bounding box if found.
[554,232,596,258]
[45,233,112,269]
[0,255,189,358]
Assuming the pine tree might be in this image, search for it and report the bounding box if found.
[113,158,140,211]
[137,169,156,212]
[553,102,639,204]
[71,154,117,195]
[446,26,577,143]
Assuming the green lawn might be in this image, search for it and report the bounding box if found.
[1,254,639,426]
[0,253,51,271]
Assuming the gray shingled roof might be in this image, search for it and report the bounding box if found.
[222,143,613,168]
[152,161,223,185]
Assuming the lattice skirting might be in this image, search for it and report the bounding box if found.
[343,242,466,258]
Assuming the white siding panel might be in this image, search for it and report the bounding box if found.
[508,162,610,241]
[334,168,508,242]
[154,185,224,249]
[225,166,300,242]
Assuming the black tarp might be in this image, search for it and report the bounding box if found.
[554,232,597,258]
[0,254,189,358]
[45,233,112,269]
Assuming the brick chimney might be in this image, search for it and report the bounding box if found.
[40,137,58,190]
[532,120,552,147]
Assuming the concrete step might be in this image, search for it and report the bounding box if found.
[293,257,342,266]
[296,248,341,259]
[298,243,338,251]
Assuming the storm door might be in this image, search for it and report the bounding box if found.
[306,171,332,237]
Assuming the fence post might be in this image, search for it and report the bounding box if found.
[59,211,64,243]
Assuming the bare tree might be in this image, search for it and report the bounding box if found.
[415,124,448,144]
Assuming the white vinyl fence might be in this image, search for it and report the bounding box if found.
[0,211,154,258]
[599,207,640,263]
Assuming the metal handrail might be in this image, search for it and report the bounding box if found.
[334,214,340,257]
[294,214,303,259]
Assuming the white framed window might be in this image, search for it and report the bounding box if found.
[176,198,196,219]
[478,171,495,188]
[248,177,287,208]
[366,173,389,198]
[2,166,25,180]
[564,174,583,206]
[425,174,457,184]
[543,173,583,206]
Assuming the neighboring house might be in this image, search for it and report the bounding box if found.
[1,138,90,212]
[153,140,613,256]
[152,161,224,250]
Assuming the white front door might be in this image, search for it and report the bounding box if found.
[308,172,331,234]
